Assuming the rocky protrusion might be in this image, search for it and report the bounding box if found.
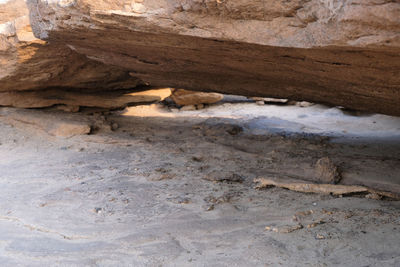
[170,89,224,106]
[0,89,162,109]
[1,0,399,114]
[23,0,400,116]
[0,0,141,100]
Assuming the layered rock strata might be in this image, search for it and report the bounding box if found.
[1,0,399,115]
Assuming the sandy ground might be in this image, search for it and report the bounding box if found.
[0,98,399,266]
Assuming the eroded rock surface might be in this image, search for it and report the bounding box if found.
[170,89,223,106]
[24,0,400,115]
[0,0,399,114]
[0,88,164,109]
[0,0,140,96]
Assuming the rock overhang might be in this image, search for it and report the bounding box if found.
[1,0,399,115]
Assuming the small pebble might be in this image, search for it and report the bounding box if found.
[316,234,325,239]
[196,104,205,110]
[180,105,196,111]
[205,204,215,211]
[111,123,119,131]
[94,207,103,214]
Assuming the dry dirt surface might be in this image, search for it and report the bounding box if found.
[0,99,399,266]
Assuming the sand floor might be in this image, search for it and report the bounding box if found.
[0,99,399,266]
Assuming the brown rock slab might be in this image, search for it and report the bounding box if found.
[0,0,140,98]
[171,89,224,106]
[0,89,161,109]
[23,0,400,115]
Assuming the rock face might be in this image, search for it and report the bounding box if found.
[0,0,140,97]
[1,0,400,115]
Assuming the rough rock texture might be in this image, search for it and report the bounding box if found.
[171,89,223,106]
[24,0,400,115]
[0,0,140,93]
[314,157,341,184]
[0,108,92,137]
[0,88,167,109]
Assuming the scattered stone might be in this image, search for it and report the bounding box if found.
[295,210,314,217]
[251,97,288,104]
[171,89,224,106]
[196,104,205,110]
[204,204,215,211]
[168,196,191,204]
[93,207,103,214]
[266,224,303,233]
[296,101,315,107]
[204,192,238,205]
[256,101,265,106]
[315,157,341,184]
[254,177,400,200]
[315,234,326,240]
[180,105,197,111]
[321,209,334,215]
[293,210,314,221]
[365,193,382,200]
[111,122,119,131]
[307,220,325,228]
[265,98,288,104]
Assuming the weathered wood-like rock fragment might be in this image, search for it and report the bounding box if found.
[0,89,162,109]
[24,0,400,115]
[0,0,140,104]
[254,177,400,200]
[171,89,223,106]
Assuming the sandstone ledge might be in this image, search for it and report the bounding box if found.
[25,0,400,115]
[0,0,398,115]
